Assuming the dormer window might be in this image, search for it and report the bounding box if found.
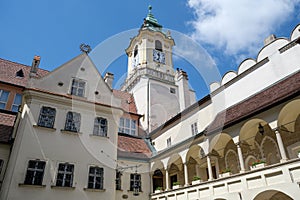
[16,69,24,77]
[71,79,85,97]
[155,40,162,52]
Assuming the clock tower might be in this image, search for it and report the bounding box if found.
[122,6,195,133]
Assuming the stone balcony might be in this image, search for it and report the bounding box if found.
[121,67,175,92]
[151,158,300,200]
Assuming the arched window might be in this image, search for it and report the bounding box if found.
[155,40,162,52]
[134,45,138,57]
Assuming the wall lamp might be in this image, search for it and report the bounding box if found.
[258,123,264,135]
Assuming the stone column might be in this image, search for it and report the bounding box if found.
[195,164,200,177]
[236,143,246,172]
[275,130,288,162]
[184,162,189,186]
[165,168,170,190]
[207,156,213,181]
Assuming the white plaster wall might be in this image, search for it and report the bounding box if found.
[115,160,150,200]
[0,90,123,200]
[30,54,118,108]
[153,104,213,151]
[149,80,180,131]
[0,145,10,183]
[213,45,300,114]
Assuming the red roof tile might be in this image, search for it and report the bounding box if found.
[0,58,48,87]
[0,112,16,143]
[113,90,138,114]
[207,71,300,133]
[118,134,151,157]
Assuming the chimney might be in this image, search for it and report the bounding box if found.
[30,55,40,77]
[264,34,276,46]
[104,72,114,89]
[175,69,191,111]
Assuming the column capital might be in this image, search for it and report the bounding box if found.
[235,142,241,146]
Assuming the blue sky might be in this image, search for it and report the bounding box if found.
[1,0,300,99]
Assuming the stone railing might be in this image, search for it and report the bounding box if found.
[121,67,175,91]
[151,159,300,200]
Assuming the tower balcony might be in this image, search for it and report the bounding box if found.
[121,66,175,92]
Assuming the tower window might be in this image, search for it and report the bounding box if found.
[134,46,138,57]
[155,40,162,52]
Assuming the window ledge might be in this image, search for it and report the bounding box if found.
[51,185,76,190]
[89,134,109,139]
[33,125,56,131]
[83,188,106,192]
[127,190,143,193]
[61,129,82,135]
[18,183,46,188]
[68,94,87,100]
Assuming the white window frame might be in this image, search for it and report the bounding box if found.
[64,111,81,132]
[130,173,141,192]
[87,166,104,190]
[167,137,171,147]
[118,117,137,135]
[0,89,9,109]
[93,117,108,137]
[56,163,74,187]
[37,106,56,128]
[11,93,22,112]
[191,122,198,136]
[116,170,122,190]
[70,79,86,97]
[24,160,46,185]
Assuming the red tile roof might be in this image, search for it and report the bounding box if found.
[207,71,300,133]
[113,90,138,114]
[118,134,152,158]
[0,112,16,143]
[0,58,48,87]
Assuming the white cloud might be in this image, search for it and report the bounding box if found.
[187,0,299,56]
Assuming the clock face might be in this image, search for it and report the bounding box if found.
[153,49,165,64]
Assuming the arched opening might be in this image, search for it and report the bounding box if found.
[186,145,207,183]
[151,161,165,192]
[253,189,293,200]
[152,169,163,192]
[240,119,280,169]
[210,133,237,176]
[277,100,300,159]
[155,40,162,51]
[167,154,184,188]
[134,45,138,57]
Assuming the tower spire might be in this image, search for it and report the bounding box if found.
[141,5,162,31]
